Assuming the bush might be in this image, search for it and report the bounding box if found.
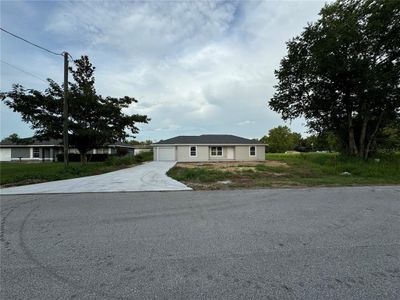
[57,153,110,162]
[105,151,153,166]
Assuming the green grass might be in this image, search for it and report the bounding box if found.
[266,152,400,182]
[167,167,228,183]
[167,152,400,189]
[0,151,153,187]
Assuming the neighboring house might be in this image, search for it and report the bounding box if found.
[0,137,143,162]
[152,134,265,162]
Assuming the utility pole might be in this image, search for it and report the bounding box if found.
[63,52,69,168]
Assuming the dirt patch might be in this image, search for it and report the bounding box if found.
[176,160,288,170]
[0,178,47,188]
[170,160,294,190]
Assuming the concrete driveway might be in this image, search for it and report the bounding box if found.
[0,161,191,194]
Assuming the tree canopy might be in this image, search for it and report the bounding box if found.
[269,0,400,159]
[1,133,25,144]
[260,126,301,153]
[1,55,150,162]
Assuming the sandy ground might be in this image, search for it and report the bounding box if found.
[176,160,288,172]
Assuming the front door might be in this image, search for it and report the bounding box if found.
[227,147,234,159]
[42,148,50,161]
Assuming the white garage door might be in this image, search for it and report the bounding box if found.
[157,147,175,161]
[0,148,11,161]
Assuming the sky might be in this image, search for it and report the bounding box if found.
[0,0,329,142]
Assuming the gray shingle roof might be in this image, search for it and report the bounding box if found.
[0,137,135,148]
[109,141,135,148]
[0,137,63,146]
[154,134,260,145]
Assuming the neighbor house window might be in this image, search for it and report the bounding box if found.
[33,148,40,158]
[210,146,223,156]
[249,146,256,156]
[190,146,197,157]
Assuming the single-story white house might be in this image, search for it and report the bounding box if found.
[152,134,265,162]
[0,137,146,162]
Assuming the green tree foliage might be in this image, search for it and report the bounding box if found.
[376,121,400,152]
[301,131,340,152]
[1,56,150,163]
[1,133,22,144]
[127,139,153,146]
[269,0,400,159]
[260,126,302,153]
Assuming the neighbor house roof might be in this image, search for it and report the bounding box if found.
[0,137,136,149]
[108,141,136,148]
[153,134,262,145]
[0,137,62,147]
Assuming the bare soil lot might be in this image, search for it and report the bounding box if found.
[176,160,288,171]
[167,153,400,190]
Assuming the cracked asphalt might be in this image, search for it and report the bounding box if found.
[1,186,399,299]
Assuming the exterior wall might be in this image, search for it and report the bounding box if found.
[174,145,265,162]
[0,148,12,161]
[1,145,128,162]
[235,145,265,161]
[69,147,120,155]
[10,147,56,161]
[176,146,209,162]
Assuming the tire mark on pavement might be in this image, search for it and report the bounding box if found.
[1,197,40,245]
[16,199,124,299]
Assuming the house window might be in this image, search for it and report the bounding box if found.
[190,146,197,157]
[249,146,256,156]
[210,146,223,157]
[33,148,40,158]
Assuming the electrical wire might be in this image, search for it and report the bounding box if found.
[0,28,63,57]
[1,59,48,83]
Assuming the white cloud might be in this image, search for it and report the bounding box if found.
[1,0,328,140]
[238,120,255,126]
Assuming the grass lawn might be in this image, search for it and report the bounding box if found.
[0,152,153,187]
[167,152,400,190]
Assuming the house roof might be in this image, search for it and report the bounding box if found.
[109,141,136,148]
[0,137,62,147]
[153,134,261,145]
[0,137,135,149]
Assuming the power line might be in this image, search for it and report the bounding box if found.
[1,28,72,167]
[67,53,75,61]
[0,27,63,57]
[1,59,48,83]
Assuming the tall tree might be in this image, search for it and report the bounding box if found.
[261,126,302,153]
[1,133,25,144]
[269,0,400,159]
[1,56,150,163]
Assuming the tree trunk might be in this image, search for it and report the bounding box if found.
[348,114,358,155]
[364,112,384,159]
[359,116,369,159]
[80,152,88,164]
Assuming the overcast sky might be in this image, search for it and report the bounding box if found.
[1,0,329,142]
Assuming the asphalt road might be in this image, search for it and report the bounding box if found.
[1,186,399,299]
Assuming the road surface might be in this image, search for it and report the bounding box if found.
[1,186,399,299]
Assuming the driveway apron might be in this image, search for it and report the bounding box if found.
[0,161,191,194]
